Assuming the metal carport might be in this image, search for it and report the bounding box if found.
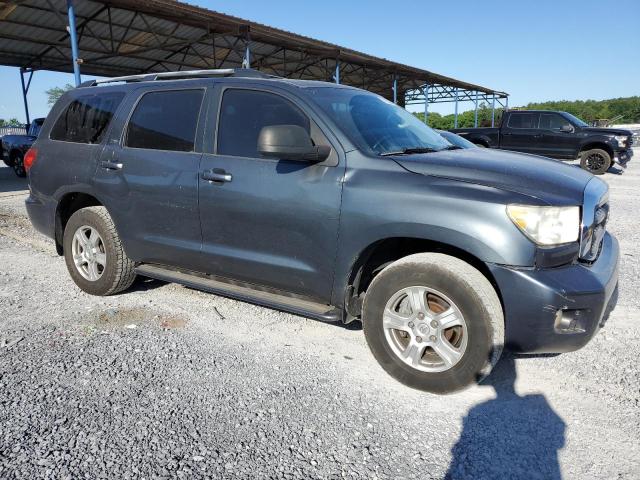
[0,0,508,126]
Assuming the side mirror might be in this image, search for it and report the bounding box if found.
[258,125,330,162]
[560,124,574,133]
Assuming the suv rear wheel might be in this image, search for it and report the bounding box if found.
[580,148,611,175]
[362,253,503,393]
[63,206,136,295]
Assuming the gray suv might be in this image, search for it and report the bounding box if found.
[25,69,619,393]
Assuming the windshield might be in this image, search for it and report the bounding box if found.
[437,130,476,149]
[560,112,588,127]
[28,119,44,137]
[308,88,451,155]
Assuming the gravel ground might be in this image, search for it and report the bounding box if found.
[0,155,639,479]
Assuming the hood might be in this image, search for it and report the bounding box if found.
[581,127,633,136]
[393,148,592,205]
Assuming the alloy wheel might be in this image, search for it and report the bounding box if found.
[382,286,468,372]
[71,225,107,281]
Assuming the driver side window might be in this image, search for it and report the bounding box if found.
[217,89,310,158]
[539,113,571,131]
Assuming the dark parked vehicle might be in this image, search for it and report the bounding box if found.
[451,110,634,175]
[436,129,477,149]
[1,118,44,177]
[25,70,619,393]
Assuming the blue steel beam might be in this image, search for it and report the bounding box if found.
[491,94,496,127]
[474,91,479,127]
[392,75,397,104]
[66,0,82,86]
[423,84,429,124]
[453,88,459,128]
[19,69,32,125]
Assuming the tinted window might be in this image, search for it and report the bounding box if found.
[217,89,310,158]
[539,113,571,130]
[126,89,203,152]
[50,93,125,144]
[308,88,450,155]
[507,113,538,129]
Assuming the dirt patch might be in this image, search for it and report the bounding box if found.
[94,306,187,330]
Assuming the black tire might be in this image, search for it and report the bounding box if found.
[63,206,136,296]
[362,253,504,394]
[580,148,611,175]
[10,152,26,178]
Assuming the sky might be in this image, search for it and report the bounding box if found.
[1,0,638,122]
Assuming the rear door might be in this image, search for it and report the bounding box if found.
[500,112,540,154]
[93,86,206,271]
[197,84,344,303]
[535,112,577,158]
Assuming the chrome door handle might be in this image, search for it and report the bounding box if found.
[202,169,232,183]
[100,160,123,170]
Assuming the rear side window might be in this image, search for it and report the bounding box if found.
[507,113,538,129]
[217,89,310,158]
[125,89,204,152]
[50,92,125,144]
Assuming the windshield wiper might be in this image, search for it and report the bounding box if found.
[443,145,462,150]
[379,147,439,156]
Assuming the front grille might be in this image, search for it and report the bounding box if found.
[579,179,609,262]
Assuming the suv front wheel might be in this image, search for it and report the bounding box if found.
[362,253,504,394]
[63,206,136,296]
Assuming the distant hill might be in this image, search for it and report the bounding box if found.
[414,96,640,130]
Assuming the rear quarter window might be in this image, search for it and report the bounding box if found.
[125,89,204,152]
[50,92,125,144]
[507,113,538,129]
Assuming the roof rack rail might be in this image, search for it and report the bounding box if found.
[78,68,276,87]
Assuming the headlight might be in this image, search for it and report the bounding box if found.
[506,205,580,245]
[613,135,628,147]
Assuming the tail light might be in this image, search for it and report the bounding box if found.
[24,148,37,173]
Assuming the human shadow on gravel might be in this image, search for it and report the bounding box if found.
[445,355,565,480]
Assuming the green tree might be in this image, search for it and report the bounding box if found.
[45,84,74,106]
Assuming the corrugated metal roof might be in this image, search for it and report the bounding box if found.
[0,0,507,101]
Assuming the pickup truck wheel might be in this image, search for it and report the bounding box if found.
[580,149,611,175]
[63,206,136,296]
[10,152,26,178]
[362,253,504,394]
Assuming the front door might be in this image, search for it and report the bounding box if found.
[198,86,344,303]
[535,112,577,158]
[93,87,206,271]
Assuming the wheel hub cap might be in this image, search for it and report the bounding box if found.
[382,286,468,373]
[71,225,106,282]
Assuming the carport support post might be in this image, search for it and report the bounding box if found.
[392,75,398,104]
[334,60,340,84]
[19,68,31,126]
[505,95,509,111]
[66,0,81,87]
[453,88,459,128]
[423,84,429,124]
[474,91,479,127]
[491,94,496,127]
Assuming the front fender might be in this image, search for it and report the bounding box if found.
[330,155,540,306]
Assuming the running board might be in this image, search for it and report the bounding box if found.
[135,264,342,323]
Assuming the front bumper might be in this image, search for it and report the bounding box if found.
[488,232,619,353]
[615,148,633,166]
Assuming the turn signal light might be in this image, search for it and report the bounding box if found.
[24,148,37,173]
